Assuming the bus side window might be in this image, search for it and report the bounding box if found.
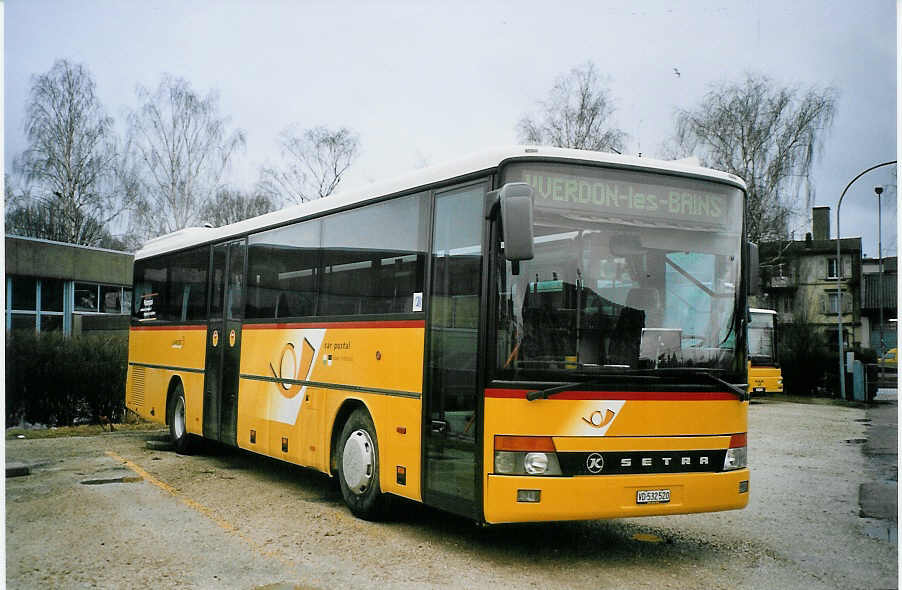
[247,221,321,320]
[319,193,427,318]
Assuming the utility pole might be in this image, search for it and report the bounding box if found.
[835,161,896,400]
[875,185,885,384]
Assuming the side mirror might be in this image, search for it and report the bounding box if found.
[747,242,760,296]
[498,182,535,262]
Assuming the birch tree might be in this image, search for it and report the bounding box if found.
[127,75,246,239]
[669,73,837,242]
[200,188,276,226]
[517,61,627,153]
[12,59,124,246]
[258,125,360,204]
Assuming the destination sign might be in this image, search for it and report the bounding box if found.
[517,170,734,227]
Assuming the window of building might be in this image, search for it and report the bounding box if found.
[9,314,36,332]
[823,290,850,314]
[780,295,793,314]
[11,276,37,310]
[75,283,100,312]
[828,292,841,314]
[101,285,123,313]
[75,283,131,314]
[7,274,130,336]
[827,257,840,279]
[40,315,63,332]
[41,279,65,312]
[8,276,65,334]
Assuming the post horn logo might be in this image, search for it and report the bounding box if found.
[582,409,615,428]
[269,339,316,399]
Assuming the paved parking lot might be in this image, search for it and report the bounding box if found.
[6,395,897,589]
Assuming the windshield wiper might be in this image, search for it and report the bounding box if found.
[525,371,748,402]
[525,374,661,401]
[656,369,749,402]
[526,382,582,401]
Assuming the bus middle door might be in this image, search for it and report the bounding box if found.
[204,239,246,446]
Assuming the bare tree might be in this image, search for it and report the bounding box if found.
[669,73,837,242]
[12,59,124,246]
[258,125,360,204]
[200,188,277,227]
[127,75,246,239]
[517,62,627,153]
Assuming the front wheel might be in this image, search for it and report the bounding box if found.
[167,384,193,455]
[337,408,386,520]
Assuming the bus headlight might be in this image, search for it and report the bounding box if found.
[494,451,518,474]
[493,436,562,476]
[493,451,562,475]
[524,452,549,474]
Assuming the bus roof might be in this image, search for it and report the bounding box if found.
[749,308,778,315]
[136,145,747,260]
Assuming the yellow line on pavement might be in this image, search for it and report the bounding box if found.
[105,450,294,569]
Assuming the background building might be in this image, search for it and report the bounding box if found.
[5,235,134,336]
[757,207,863,348]
[861,255,897,354]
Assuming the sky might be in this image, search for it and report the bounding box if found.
[3,0,898,257]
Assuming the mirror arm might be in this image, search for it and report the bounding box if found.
[484,190,500,220]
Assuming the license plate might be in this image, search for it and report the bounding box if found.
[637,489,670,504]
[753,386,765,393]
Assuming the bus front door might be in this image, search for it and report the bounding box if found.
[203,240,245,446]
[423,182,487,519]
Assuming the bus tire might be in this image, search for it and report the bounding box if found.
[337,408,385,520]
[167,383,193,455]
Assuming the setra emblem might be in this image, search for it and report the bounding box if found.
[586,452,605,474]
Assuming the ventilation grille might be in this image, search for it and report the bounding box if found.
[129,366,146,407]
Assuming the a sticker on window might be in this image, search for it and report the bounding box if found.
[139,293,157,321]
[412,292,423,312]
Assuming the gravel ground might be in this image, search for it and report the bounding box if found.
[6,397,897,589]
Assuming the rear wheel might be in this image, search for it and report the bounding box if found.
[167,383,193,454]
[337,408,385,519]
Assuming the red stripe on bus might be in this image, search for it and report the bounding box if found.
[485,389,739,401]
[244,320,426,330]
[130,325,207,331]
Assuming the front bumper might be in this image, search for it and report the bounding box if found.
[484,469,750,523]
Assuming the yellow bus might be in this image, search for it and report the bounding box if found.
[747,308,783,395]
[126,146,752,523]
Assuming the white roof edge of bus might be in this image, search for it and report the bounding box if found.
[135,145,747,260]
[749,308,778,314]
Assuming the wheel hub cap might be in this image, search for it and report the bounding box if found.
[174,397,186,439]
[342,429,374,494]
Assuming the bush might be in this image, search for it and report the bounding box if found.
[778,323,832,395]
[6,332,128,427]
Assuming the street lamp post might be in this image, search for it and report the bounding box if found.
[875,185,885,384]
[835,161,896,401]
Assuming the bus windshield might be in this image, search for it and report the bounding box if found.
[495,162,745,381]
[748,310,777,366]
